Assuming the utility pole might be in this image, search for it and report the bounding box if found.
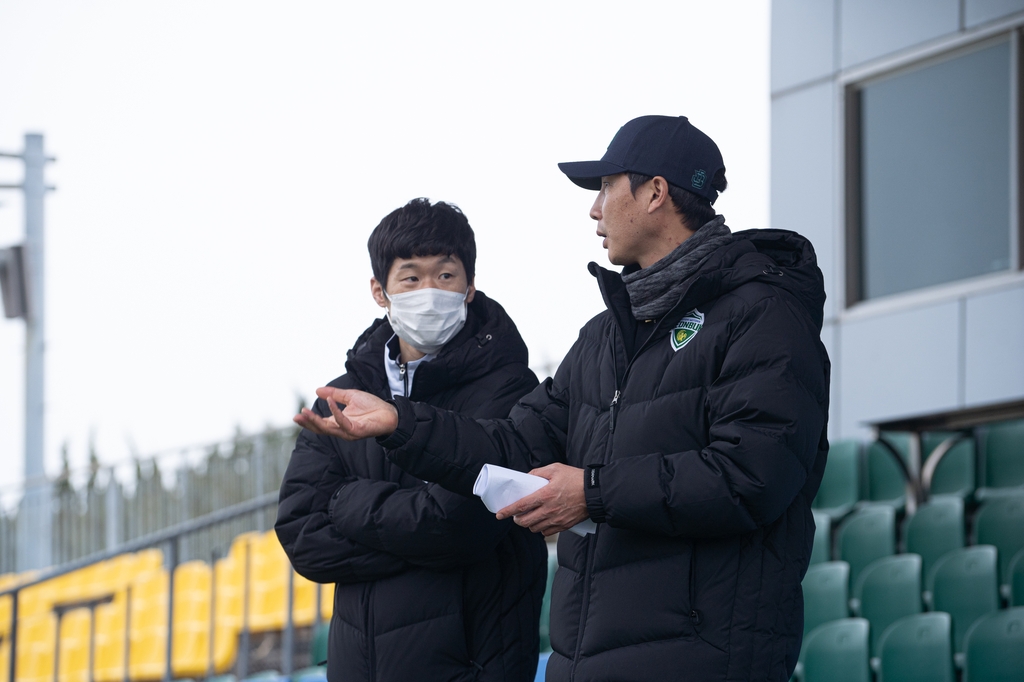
[0,133,55,571]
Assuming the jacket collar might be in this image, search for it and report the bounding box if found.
[590,228,826,334]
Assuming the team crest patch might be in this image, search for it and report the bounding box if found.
[671,309,704,351]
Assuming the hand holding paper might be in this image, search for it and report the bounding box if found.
[473,463,596,537]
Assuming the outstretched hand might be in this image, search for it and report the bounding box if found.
[495,463,589,537]
[293,387,399,441]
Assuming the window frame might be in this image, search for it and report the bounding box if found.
[841,25,1024,310]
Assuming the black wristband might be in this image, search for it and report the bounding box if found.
[584,464,607,524]
[376,396,415,450]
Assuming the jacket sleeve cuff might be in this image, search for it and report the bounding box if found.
[584,464,607,524]
[376,396,415,450]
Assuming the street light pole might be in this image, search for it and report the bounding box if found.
[1,133,55,571]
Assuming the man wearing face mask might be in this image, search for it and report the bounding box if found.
[276,198,546,682]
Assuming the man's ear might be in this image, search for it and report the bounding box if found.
[466,278,476,304]
[647,176,671,214]
[370,278,389,309]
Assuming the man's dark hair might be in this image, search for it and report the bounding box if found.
[628,170,728,230]
[367,198,476,286]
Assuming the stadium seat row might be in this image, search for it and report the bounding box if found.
[814,419,1024,518]
[0,531,334,682]
[796,608,1024,682]
[812,494,1024,593]
[805,544,1024,656]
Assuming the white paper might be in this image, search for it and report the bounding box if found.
[473,464,597,537]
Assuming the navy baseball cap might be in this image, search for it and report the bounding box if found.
[558,115,725,204]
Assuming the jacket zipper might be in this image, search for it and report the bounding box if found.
[400,362,408,397]
[607,323,662,434]
[570,318,678,677]
[570,532,598,681]
[689,548,700,626]
[608,390,621,432]
[367,585,377,681]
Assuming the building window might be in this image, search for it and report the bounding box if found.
[846,35,1018,304]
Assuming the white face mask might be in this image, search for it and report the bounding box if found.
[385,287,469,355]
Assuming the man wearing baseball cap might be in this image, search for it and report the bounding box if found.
[298,115,831,681]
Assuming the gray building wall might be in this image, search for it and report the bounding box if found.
[771,0,1024,440]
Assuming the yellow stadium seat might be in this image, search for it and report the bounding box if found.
[0,637,8,682]
[0,581,14,682]
[320,582,334,620]
[211,556,242,674]
[17,611,56,682]
[93,590,128,682]
[52,565,98,604]
[93,550,168,682]
[171,561,211,678]
[127,569,168,680]
[56,608,91,682]
[134,548,164,573]
[0,572,22,591]
[228,531,260,565]
[248,531,289,632]
[90,556,128,595]
[292,571,318,627]
[0,591,12,638]
[0,570,21,681]
[19,578,57,619]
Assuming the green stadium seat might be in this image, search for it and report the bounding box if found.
[291,666,326,682]
[810,511,831,565]
[877,612,954,682]
[962,607,1024,682]
[813,440,861,521]
[800,618,871,682]
[904,496,964,579]
[311,621,329,667]
[1010,548,1024,607]
[539,549,557,653]
[864,433,912,508]
[974,493,1024,599]
[927,545,999,654]
[802,561,850,636]
[921,432,975,499]
[852,554,923,656]
[837,506,896,591]
[976,419,1024,500]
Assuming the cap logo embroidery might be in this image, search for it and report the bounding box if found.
[671,309,704,351]
[691,169,707,189]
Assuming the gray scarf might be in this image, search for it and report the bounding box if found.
[621,215,732,320]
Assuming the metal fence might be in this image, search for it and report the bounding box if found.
[0,491,316,682]
[0,425,298,575]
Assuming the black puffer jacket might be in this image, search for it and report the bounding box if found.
[380,230,830,682]
[276,292,547,682]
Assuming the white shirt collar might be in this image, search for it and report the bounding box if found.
[384,335,434,398]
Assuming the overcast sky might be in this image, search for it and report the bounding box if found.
[0,0,770,500]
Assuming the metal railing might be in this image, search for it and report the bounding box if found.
[0,491,319,682]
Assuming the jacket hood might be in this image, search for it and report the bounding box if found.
[712,229,826,329]
[344,290,531,399]
[591,228,827,331]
